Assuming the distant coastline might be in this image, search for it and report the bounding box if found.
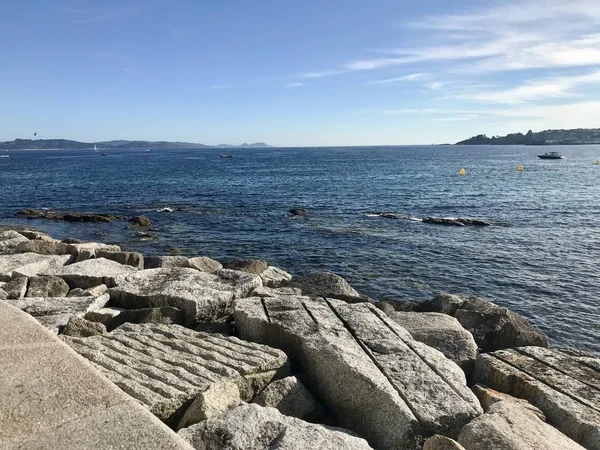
[456,128,600,145]
[0,138,270,151]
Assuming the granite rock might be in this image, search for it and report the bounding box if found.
[187,257,223,273]
[0,253,70,281]
[260,266,292,287]
[223,259,268,275]
[55,257,138,289]
[0,230,29,254]
[62,316,107,337]
[4,276,28,299]
[26,275,70,298]
[474,346,600,449]
[63,323,289,429]
[471,384,546,420]
[252,376,325,421]
[292,271,360,299]
[144,256,190,269]
[95,250,144,269]
[178,404,373,450]
[235,296,482,450]
[15,240,70,255]
[423,435,466,450]
[105,306,185,331]
[458,401,586,450]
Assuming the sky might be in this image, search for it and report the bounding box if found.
[1,0,600,146]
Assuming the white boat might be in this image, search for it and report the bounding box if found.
[0,155,8,158]
[538,151,565,160]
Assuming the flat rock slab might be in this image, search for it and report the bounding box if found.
[6,294,110,333]
[235,296,482,450]
[110,268,262,324]
[474,346,600,450]
[0,253,70,281]
[178,403,373,450]
[0,230,29,254]
[388,312,478,373]
[457,400,586,450]
[63,323,289,429]
[55,257,138,288]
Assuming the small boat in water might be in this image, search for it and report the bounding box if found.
[538,151,565,160]
[101,152,108,156]
[0,155,9,158]
[594,160,600,165]
[219,154,234,158]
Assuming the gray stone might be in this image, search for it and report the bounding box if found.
[6,294,110,334]
[26,276,70,298]
[68,284,109,298]
[63,323,289,429]
[95,249,144,269]
[16,229,55,241]
[388,312,478,373]
[423,435,466,450]
[0,289,6,300]
[0,253,71,281]
[15,240,70,255]
[187,256,223,273]
[416,293,549,351]
[250,286,302,297]
[223,259,268,275]
[235,296,482,450]
[458,401,586,450]
[0,301,194,450]
[0,230,29,254]
[292,271,360,298]
[178,380,241,429]
[178,404,373,450]
[106,306,185,331]
[144,255,189,269]
[471,384,546,420]
[66,242,121,255]
[84,307,124,325]
[110,268,262,325]
[260,266,292,287]
[55,257,138,289]
[474,346,600,449]
[62,316,107,337]
[4,276,28,299]
[252,376,325,421]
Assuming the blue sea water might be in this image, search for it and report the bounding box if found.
[1,145,599,354]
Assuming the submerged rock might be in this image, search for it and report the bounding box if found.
[178,404,373,450]
[416,293,548,351]
[63,323,289,429]
[235,296,482,449]
[289,208,310,216]
[17,208,117,222]
[457,401,586,450]
[127,215,152,227]
[474,346,600,449]
[422,217,490,227]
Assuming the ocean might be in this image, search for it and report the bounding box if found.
[1,145,599,354]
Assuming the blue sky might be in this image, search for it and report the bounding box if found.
[1,0,600,146]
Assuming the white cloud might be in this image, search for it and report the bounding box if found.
[285,82,305,87]
[363,73,426,85]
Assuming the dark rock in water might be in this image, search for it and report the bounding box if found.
[292,271,360,299]
[223,259,268,275]
[289,208,309,216]
[416,293,548,351]
[422,217,490,227]
[127,216,152,227]
[367,211,400,219]
[106,306,185,331]
[17,208,117,223]
[61,237,84,244]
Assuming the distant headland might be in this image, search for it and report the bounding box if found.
[456,128,600,145]
[0,138,271,150]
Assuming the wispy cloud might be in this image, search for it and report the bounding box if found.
[207,84,236,90]
[285,82,305,87]
[363,73,426,85]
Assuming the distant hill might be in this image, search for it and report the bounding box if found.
[456,128,600,145]
[0,139,271,150]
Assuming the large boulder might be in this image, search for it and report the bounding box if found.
[15,240,70,255]
[95,250,144,269]
[109,268,262,325]
[144,255,190,269]
[251,376,325,421]
[63,323,289,429]
[61,316,107,337]
[15,229,54,241]
[4,276,28,299]
[291,271,360,299]
[474,346,600,449]
[423,435,466,450]
[260,266,292,287]
[187,257,223,273]
[416,293,548,351]
[55,257,138,289]
[5,293,110,333]
[0,230,29,254]
[223,259,268,275]
[235,296,482,450]
[178,404,373,450]
[471,384,546,420]
[26,275,70,298]
[0,253,70,281]
[457,401,586,450]
[387,312,478,373]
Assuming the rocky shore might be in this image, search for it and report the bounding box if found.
[0,226,598,450]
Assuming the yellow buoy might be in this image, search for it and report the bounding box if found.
[459,168,466,175]
[517,164,524,171]
[594,160,600,165]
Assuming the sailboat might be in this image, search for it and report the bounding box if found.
[94,144,99,153]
